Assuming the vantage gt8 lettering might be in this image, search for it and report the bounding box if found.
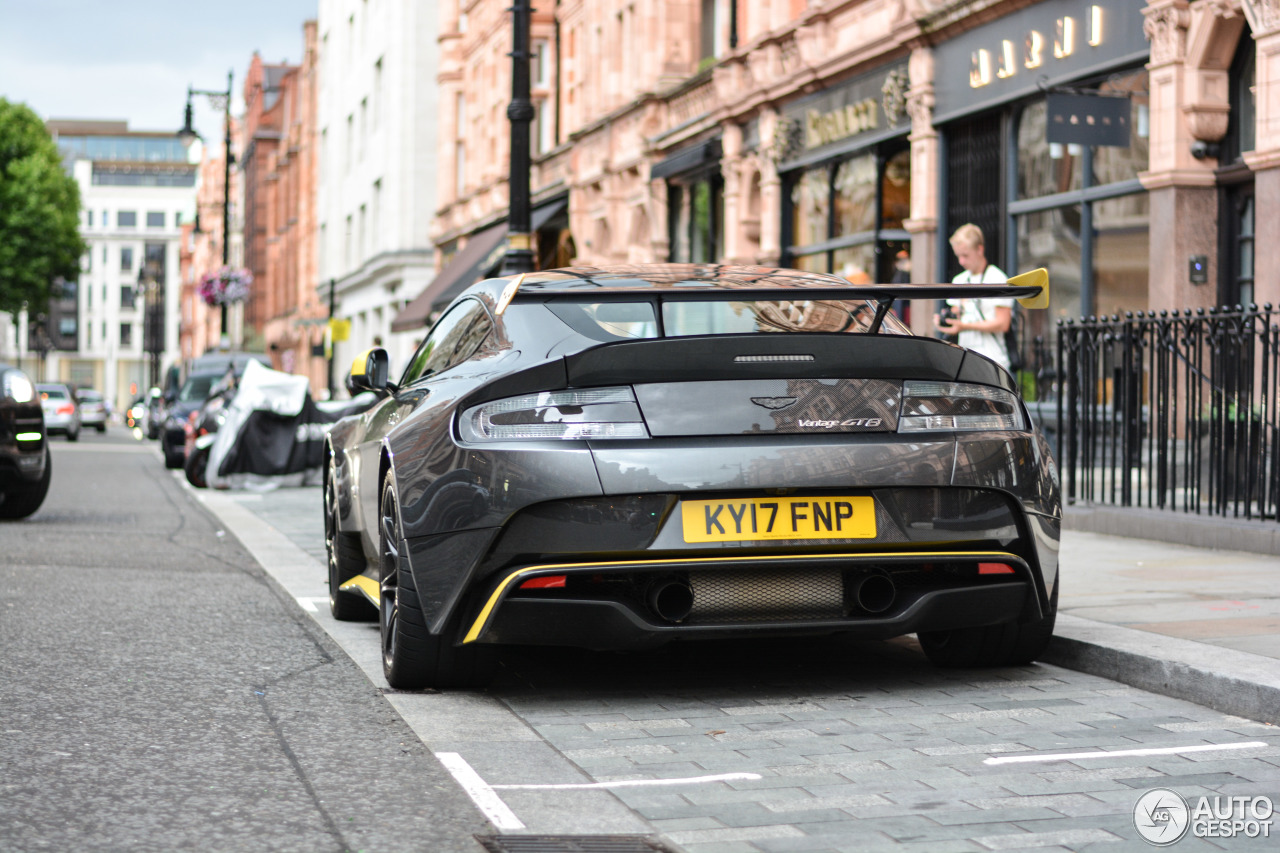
[798,417,883,429]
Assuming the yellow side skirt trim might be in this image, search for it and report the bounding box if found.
[339,575,380,607]
[462,550,1024,644]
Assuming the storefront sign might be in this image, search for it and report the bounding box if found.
[1046,92,1130,146]
[934,0,1148,124]
[780,61,910,161]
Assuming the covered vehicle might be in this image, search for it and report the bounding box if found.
[325,264,1060,689]
[159,352,271,468]
[193,360,374,490]
[0,363,50,519]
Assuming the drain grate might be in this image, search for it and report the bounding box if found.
[475,836,677,853]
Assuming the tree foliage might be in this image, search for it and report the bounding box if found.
[0,99,85,316]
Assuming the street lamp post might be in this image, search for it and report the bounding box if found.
[501,0,535,276]
[137,267,163,390]
[179,71,234,342]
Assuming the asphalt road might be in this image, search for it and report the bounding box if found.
[0,428,490,853]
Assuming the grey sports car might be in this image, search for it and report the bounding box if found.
[325,264,1060,689]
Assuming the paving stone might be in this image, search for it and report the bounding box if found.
[666,824,807,845]
[971,827,1122,849]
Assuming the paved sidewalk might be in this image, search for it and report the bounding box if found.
[200,483,1280,725]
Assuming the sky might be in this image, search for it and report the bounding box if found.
[0,0,319,143]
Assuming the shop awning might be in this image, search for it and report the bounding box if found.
[390,198,570,332]
[650,139,722,180]
[390,222,507,332]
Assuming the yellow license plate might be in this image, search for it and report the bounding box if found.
[681,496,876,543]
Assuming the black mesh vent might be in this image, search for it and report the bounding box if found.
[475,836,677,853]
[687,568,844,624]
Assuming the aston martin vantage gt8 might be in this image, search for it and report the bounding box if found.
[324,264,1060,689]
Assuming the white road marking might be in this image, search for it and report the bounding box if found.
[295,597,327,613]
[492,772,763,790]
[983,741,1269,765]
[434,752,526,830]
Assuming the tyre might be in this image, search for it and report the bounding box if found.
[326,468,375,621]
[184,444,210,489]
[379,468,495,689]
[0,447,52,520]
[96,424,106,433]
[163,440,184,469]
[66,425,79,442]
[919,581,1058,668]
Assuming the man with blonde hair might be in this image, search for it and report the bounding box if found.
[935,223,1013,370]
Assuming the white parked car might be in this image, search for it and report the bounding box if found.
[36,383,81,441]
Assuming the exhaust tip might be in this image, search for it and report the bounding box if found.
[849,572,896,614]
[648,577,694,623]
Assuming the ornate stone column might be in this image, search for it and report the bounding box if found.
[1141,0,1220,312]
[902,46,938,335]
[720,122,745,263]
[758,108,786,266]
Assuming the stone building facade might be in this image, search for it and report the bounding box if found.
[45,120,195,412]
[243,24,328,395]
[316,0,442,389]
[397,0,1276,353]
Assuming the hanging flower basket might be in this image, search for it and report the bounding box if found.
[198,266,253,306]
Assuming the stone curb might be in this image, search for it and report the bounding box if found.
[1042,614,1280,726]
[1064,504,1280,556]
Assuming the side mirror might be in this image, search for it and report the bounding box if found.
[349,348,390,392]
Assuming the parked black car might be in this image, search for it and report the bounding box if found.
[0,362,51,519]
[325,264,1060,690]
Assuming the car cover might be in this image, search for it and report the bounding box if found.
[205,360,350,491]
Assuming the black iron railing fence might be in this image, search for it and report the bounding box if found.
[1050,303,1280,522]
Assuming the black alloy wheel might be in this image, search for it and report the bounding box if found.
[378,468,496,690]
[325,465,375,621]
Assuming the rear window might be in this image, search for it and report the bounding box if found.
[547,299,911,342]
[39,387,68,400]
[177,375,218,403]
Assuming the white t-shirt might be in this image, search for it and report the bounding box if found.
[949,264,1012,369]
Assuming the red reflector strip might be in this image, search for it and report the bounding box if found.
[519,575,567,589]
[979,562,1016,575]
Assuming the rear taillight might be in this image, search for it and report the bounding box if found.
[519,575,567,589]
[897,381,1025,432]
[56,404,74,416]
[459,387,649,441]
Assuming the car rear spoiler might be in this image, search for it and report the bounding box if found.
[506,268,1049,333]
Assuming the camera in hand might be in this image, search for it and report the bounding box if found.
[938,302,960,341]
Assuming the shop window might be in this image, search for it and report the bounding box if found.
[1017,101,1083,199]
[786,141,911,282]
[833,154,877,237]
[1015,205,1082,341]
[791,169,829,248]
[668,176,723,264]
[945,112,1002,281]
[1093,193,1150,320]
